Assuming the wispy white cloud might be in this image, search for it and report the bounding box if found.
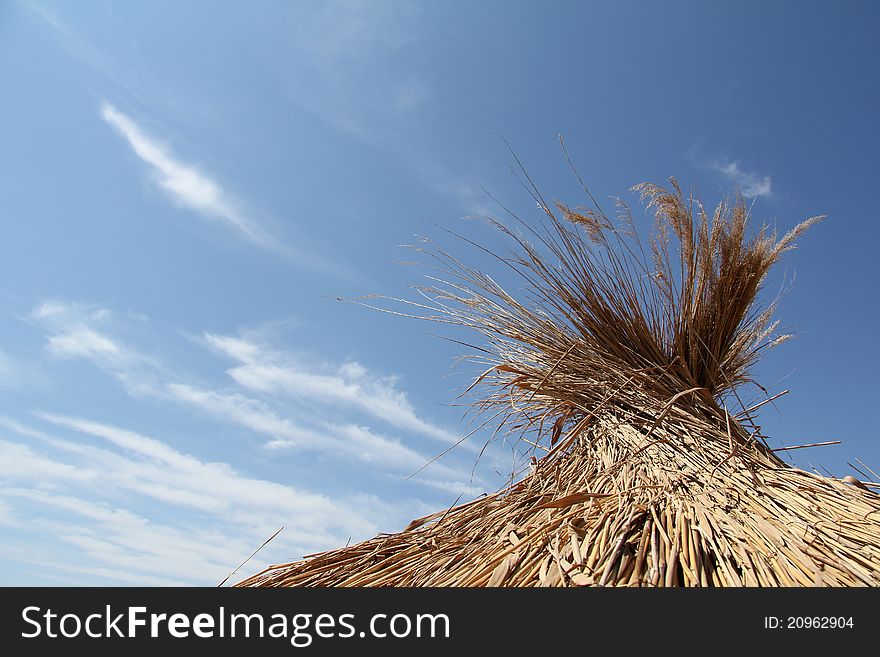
[47,326,124,362]
[0,414,412,584]
[710,160,773,198]
[284,1,427,139]
[0,541,188,587]
[24,2,254,236]
[274,2,502,216]
[27,7,349,272]
[34,302,128,369]
[99,102,277,247]
[33,413,374,532]
[27,300,482,491]
[23,2,147,101]
[30,300,161,395]
[204,333,464,446]
[163,382,475,492]
[0,439,96,486]
[98,103,353,276]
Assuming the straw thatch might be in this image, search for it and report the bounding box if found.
[238,168,880,587]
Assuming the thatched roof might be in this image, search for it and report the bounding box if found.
[238,170,880,587]
[240,414,880,587]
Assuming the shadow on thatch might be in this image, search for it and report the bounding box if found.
[238,164,880,587]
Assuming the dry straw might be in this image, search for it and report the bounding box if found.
[239,154,880,587]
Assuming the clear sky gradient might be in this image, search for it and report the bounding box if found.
[1,1,878,585]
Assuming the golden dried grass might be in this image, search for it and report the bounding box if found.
[238,164,880,587]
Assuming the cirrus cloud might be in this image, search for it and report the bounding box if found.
[710,159,772,198]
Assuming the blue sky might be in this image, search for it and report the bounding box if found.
[1,1,878,585]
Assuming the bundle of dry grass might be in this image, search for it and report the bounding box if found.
[238,168,880,587]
